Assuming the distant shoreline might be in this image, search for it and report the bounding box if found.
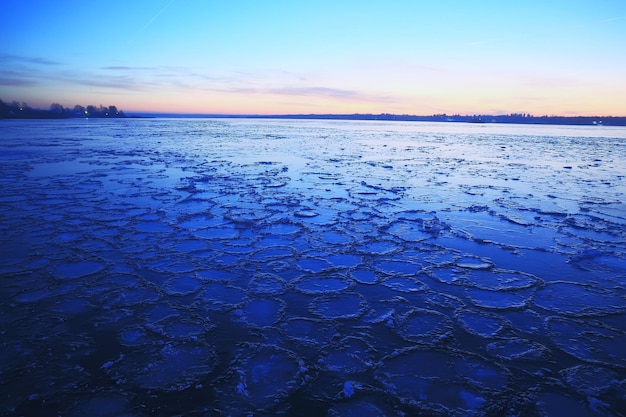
[129,113,626,127]
[2,103,625,127]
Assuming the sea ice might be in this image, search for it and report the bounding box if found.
[310,292,367,319]
[53,261,105,280]
[534,281,626,316]
[2,118,625,415]
[393,308,453,343]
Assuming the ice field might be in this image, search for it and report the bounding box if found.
[1,118,625,416]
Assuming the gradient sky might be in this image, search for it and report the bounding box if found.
[2,0,625,115]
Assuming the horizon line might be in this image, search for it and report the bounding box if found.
[127,111,626,118]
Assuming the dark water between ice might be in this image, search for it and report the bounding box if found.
[1,118,625,416]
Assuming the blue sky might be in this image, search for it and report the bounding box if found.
[2,0,625,115]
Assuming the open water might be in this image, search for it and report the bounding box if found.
[1,118,625,416]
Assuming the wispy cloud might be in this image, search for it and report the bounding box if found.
[71,75,144,91]
[0,53,61,66]
[0,73,39,86]
[0,61,146,91]
[598,16,626,23]
[100,65,155,71]
[270,86,361,99]
[4,55,399,108]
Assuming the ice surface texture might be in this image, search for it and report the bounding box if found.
[1,118,625,416]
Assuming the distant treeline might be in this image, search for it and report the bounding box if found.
[253,113,626,126]
[0,99,126,119]
[142,112,626,126]
[3,99,625,126]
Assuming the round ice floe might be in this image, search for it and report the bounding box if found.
[126,342,217,391]
[178,214,224,230]
[376,348,509,412]
[456,256,494,270]
[250,246,295,262]
[424,251,457,267]
[193,226,239,240]
[386,220,432,242]
[220,344,310,412]
[456,309,511,338]
[534,281,625,316]
[143,304,180,323]
[297,257,332,273]
[454,356,510,390]
[392,309,453,344]
[463,269,542,290]
[560,364,625,396]
[106,285,161,307]
[54,261,104,279]
[382,276,428,293]
[259,222,301,236]
[163,275,203,295]
[197,268,238,282]
[486,339,551,361]
[499,309,544,335]
[283,317,337,347]
[327,253,362,268]
[235,298,285,328]
[293,273,352,295]
[356,240,400,255]
[466,288,533,310]
[247,273,287,296]
[374,260,420,276]
[570,249,626,275]
[423,292,465,310]
[350,268,379,284]
[198,282,248,310]
[318,336,374,374]
[428,267,465,284]
[150,316,211,341]
[316,230,355,245]
[310,293,367,320]
[547,316,626,368]
[147,259,197,274]
[294,209,319,218]
[264,260,292,273]
[225,206,271,224]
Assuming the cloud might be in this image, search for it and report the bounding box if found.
[270,86,361,99]
[0,69,40,86]
[100,65,154,71]
[0,64,145,91]
[71,75,143,91]
[0,53,61,66]
[598,16,626,23]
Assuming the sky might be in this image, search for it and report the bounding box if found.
[2,0,625,116]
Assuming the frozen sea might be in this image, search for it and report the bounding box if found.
[1,118,625,416]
